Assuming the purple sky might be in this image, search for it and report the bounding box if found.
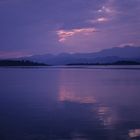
[0,0,140,58]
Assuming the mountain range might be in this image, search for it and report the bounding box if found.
[20,45,140,65]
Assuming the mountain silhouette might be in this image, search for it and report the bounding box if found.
[20,45,140,65]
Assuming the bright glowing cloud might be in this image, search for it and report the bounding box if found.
[98,6,114,14]
[88,1,117,26]
[88,17,109,24]
[98,0,117,14]
[97,17,109,22]
[57,28,97,42]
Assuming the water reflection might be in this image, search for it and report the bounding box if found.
[129,129,140,139]
[58,85,115,128]
[59,86,96,104]
[98,106,113,127]
[58,85,119,139]
[0,67,140,140]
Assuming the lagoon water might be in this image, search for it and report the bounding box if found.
[0,66,140,140]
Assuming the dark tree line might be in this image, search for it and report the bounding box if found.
[0,60,47,66]
[67,60,140,66]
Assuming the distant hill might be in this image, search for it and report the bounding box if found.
[0,60,47,66]
[20,45,140,65]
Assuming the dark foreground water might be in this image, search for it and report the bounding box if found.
[0,66,140,140]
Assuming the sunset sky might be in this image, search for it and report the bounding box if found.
[0,0,140,58]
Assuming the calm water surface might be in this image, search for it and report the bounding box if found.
[0,66,140,140]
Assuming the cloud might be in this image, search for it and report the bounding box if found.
[119,43,135,48]
[56,27,98,42]
[96,0,118,19]
[0,0,139,54]
[88,17,109,24]
[98,6,114,14]
[87,0,118,26]
[97,17,109,22]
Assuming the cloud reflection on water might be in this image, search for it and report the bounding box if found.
[58,84,116,131]
[1,68,140,140]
